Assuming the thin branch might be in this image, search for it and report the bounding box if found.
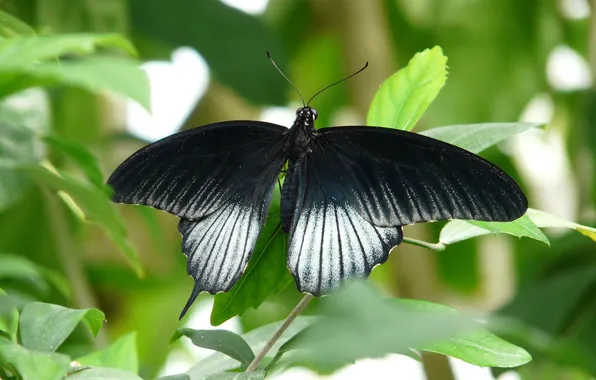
[245,293,314,372]
[402,237,446,251]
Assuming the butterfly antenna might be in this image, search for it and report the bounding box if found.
[306,61,369,106]
[267,51,306,107]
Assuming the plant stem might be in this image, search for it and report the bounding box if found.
[43,188,107,347]
[402,237,446,251]
[245,293,314,372]
[422,352,456,380]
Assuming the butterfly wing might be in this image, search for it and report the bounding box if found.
[286,126,527,295]
[108,121,288,219]
[107,121,289,318]
[286,153,403,295]
[315,126,527,226]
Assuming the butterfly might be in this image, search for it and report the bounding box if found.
[107,59,528,319]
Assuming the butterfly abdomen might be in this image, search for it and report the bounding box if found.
[280,159,302,233]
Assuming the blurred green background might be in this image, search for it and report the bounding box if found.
[1,0,596,379]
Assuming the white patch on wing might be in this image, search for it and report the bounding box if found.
[181,200,260,292]
[288,201,401,295]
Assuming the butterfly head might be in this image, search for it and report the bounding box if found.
[296,106,318,123]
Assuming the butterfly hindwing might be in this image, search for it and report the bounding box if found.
[285,154,403,296]
[107,121,289,318]
[177,179,279,318]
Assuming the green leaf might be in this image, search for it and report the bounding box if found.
[0,337,70,380]
[421,122,543,154]
[0,167,30,211]
[0,253,70,296]
[43,134,106,189]
[186,317,312,378]
[266,328,307,371]
[0,290,18,342]
[470,215,549,245]
[66,367,143,379]
[211,188,291,325]
[0,57,150,110]
[269,289,530,371]
[0,10,35,37]
[0,253,48,291]
[76,332,138,373]
[19,302,104,352]
[0,292,29,315]
[395,299,531,367]
[274,282,482,371]
[25,164,143,276]
[0,34,135,67]
[205,371,265,380]
[426,329,531,368]
[526,208,596,243]
[173,329,254,367]
[439,214,549,245]
[367,46,447,131]
[157,375,191,380]
[439,209,591,246]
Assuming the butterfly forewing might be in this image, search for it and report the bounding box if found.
[315,126,528,227]
[108,121,289,220]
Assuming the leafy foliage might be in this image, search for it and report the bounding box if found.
[421,122,544,154]
[77,332,139,373]
[0,301,141,379]
[172,329,255,367]
[0,34,148,107]
[440,209,596,246]
[0,337,71,380]
[19,302,104,352]
[367,46,447,130]
[0,3,595,380]
[266,283,530,373]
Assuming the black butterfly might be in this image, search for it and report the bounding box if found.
[108,65,527,319]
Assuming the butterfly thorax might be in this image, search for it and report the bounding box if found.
[280,107,317,233]
[287,107,317,160]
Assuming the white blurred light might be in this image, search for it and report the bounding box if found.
[268,354,426,380]
[332,107,365,126]
[513,94,578,221]
[220,0,269,15]
[450,357,495,380]
[559,0,590,19]
[330,355,426,380]
[546,45,592,91]
[260,106,295,127]
[127,47,209,142]
[4,89,50,132]
[519,93,554,124]
[498,371,522,380]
